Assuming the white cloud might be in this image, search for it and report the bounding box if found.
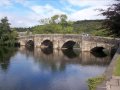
[0,0,12,7]
[66,0,115,21]
[0,4,65,27]
[0,12,39,27]
[64,0,114,7]
[0,0,116,27]
[64,6,77,13]
[68,6,107,21]
[14,0,31,7]
[0,3,65,27]
[15,0,26,3]
[31,4,65,18]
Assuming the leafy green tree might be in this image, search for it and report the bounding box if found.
[60,14,67,22]
[0,17,11,35]
[0,17,11,42]
[60,14,68,29]
[32,14,106,35]
[51,15,59,24]
[100,0,120,37]
[0,17,18,46]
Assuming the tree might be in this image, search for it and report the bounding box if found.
[0,17,18,46]
[101,0,120,37]
[0,17,11,34]
[0,17,11,41]
[34,14,74,34]
[39,18,50,25]
[60,14,67,22]
[60,14,68,29]
[51,15,59,24]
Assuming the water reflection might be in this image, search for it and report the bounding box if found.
[0,47,112,90]
[41,48,53,55]
[62,49,80,58]
[19,47,111,71]
[90,51,107,58]
[0,47,17,72]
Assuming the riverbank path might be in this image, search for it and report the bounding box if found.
[106,76,120,90]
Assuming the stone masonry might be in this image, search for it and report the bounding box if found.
[18,34,120,51]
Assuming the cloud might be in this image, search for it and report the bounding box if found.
[14,0,32,7]
[31,4,65,18]
[0,11,40,27]
[68,6,107,21]
[66,0,115,21]
[15,0,26,3]
[0,0,12,7]
[0,0,116,27]
[64,0,114,7]
[0,4,65,27]
[0,1,65,27]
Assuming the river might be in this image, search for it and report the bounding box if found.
[0,47,112,90]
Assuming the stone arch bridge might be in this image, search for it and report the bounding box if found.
[18,34,120,51]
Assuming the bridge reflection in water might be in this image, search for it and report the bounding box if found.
[19,47,111,71]
[0,46,112,90]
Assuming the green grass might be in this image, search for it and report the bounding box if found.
[87,55,120,90]
[114,56,120,76]
[87,76,105,90]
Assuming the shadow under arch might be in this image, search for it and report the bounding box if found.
[90,47,108,58]
[25,40,34,48]
[91,47,105,52]
[15,42,20,47]
[41,48,53,55]
[90,51,107,58]
[62,49,80,59]
[62,40,79,49]
[41,39,53,49]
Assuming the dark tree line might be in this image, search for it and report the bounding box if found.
[101,0,120,37]
[14,27,32,32]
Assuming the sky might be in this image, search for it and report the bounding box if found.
[0,0,115,27]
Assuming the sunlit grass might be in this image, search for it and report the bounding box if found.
[114,56,120,76]
[87,76,105,90]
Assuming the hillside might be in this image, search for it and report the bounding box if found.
[73,20,108,36]
[15,20,109,37]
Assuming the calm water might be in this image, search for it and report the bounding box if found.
[0,47,111,90]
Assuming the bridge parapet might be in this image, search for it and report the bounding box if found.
[82,35,120,45]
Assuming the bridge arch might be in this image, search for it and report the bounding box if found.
[41,39,53,48]
[15,42,20,47]
[90,46,110,59]
[62,40,79,49]
[91,47,105,52]
[25,40,34,48]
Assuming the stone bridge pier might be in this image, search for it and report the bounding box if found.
[18,34,120,51]
[34,34,82,49]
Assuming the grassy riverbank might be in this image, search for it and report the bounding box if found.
[87,76,105,90]
[114,56,120,76]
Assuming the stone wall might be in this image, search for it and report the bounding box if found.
[97,47,120,90]
[18,34,120,51]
